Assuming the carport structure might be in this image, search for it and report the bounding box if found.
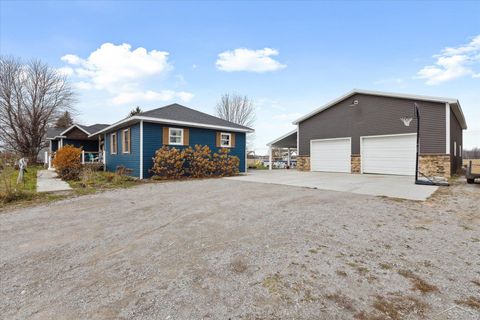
[266,129,297,170]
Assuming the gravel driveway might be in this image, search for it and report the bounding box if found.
[1,179,479,319]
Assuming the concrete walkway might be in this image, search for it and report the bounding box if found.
[226,170,438,201]
[37,170,72,193]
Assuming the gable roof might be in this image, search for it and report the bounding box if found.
[293,89,467,129]
[90,103,254,136]
[46,123,110,139]
[79,124,110,134]
[267,129,297,147]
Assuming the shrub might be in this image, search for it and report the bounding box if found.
[84,162,104,172]
[190,145,214,178]
[213,148,240,177]
[151,145,240,179]
[52,145,82,180]
[151,146,193,179]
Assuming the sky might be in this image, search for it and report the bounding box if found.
[1,0,479,154]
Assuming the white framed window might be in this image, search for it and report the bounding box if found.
[169,128,183,145]
[454,141,457,156]
[122,128,130,154]
[220,132,231,147]
[459,145,462,158]
[110,132,117,154]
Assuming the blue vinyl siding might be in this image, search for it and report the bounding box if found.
[142,122,163,178]
[104,122,246,178]
[105,124,140,177]
[142,123,246,178]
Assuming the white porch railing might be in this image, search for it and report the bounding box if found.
[81,151,105,164]
[45,150,105,170]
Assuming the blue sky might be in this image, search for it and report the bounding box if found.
[1,1,479,153]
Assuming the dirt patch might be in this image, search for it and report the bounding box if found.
[326,292,356,312]
[455,296,480,310]
[356,294,428,320]
[398,269,439,294]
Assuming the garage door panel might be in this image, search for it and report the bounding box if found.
[362,134,416,176]
[311,138,351,173]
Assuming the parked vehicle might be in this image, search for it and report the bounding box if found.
[466,160,480,184]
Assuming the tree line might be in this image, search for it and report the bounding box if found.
[463,147,480,159]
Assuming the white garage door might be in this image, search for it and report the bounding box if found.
[311,138,351,172]
[362,134,416,176]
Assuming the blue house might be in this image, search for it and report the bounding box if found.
[89,104,254,178]
[46,123,110,164]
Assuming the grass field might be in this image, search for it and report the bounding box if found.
[0,165,42,206]
[0,165,39,193]
[464,159,480,175]
[463,159,480,166]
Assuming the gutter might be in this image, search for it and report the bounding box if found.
[88,115,254,137]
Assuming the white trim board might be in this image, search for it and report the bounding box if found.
[266,129,297,146]
[89,115,254,137]
[60,124,91,136]
[220,132,232,148]
[168,127,184,146]
[445,103,450,154]
[292,89,467,129]
[297,124,300,155]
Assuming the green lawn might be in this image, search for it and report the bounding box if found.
[0,165,41,205]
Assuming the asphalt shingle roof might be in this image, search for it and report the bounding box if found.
[138,104,253,131]
[80,124,110,133]
[47,123,110,138]
[46,127,64,139]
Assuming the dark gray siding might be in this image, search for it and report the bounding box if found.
[450,109,463,174]
[298,94,446,155]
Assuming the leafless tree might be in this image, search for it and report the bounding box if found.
[0,57,75,162]
[215,93,255,149]
[215,93,255,128]
[463,147,480,159]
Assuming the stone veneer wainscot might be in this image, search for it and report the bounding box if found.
[297,156,310,171]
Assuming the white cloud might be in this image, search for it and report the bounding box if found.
[61,43,171,90]
[57,66,74,76]
[216,48,286,72]
[61,42,193,105]
[111,90,193,105]
[416,35,480,85]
